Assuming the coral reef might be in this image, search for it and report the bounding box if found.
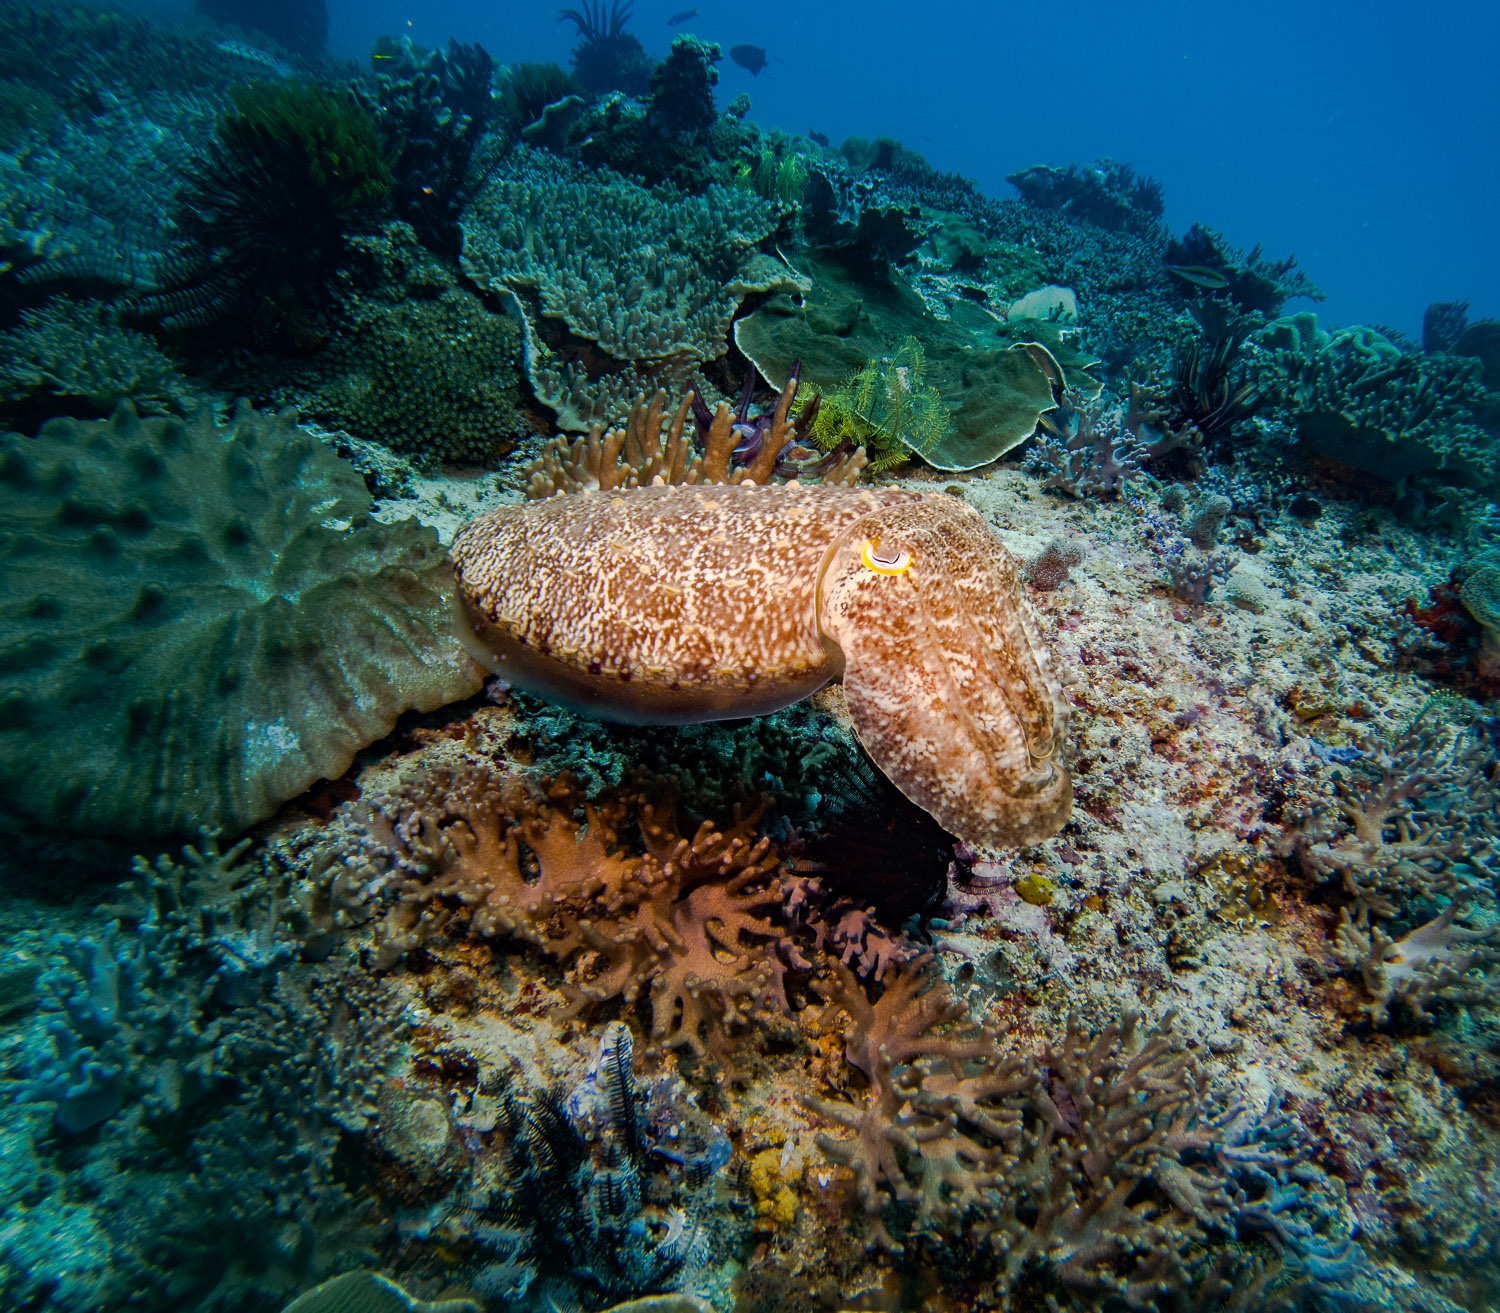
[139,81,393,335]
[1247,312,1498,487]
[459,148,795,429]
[0,403,484,843]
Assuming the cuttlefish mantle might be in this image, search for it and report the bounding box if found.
[450,482,1070,849]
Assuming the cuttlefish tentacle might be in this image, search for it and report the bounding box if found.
[449,482,1070,850]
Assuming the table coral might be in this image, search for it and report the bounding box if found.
[459,146,796,430]
[0,402,485,842]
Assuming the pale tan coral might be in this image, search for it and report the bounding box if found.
[450,485,1071,850]
[524,377,867,499]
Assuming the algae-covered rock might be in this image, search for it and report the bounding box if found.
[0,402,484,842]
[735,250,1100,470]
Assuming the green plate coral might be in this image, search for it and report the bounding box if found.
[734,251,1101,471]
[0,403,484,842]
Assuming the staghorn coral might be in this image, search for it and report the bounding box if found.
[459,147,797,430]
[1293,714,1498,918]
[19,834,288,1133]
[1007,157,1167,236]
[0,402,484,843]
[450,481,1072,850]
[1164,222,1323,317]
[1332,897,1500,1025]
[804,961,1332,1304]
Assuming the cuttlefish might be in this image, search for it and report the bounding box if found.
[450,482,1070,849]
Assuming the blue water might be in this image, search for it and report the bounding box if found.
[300,0,1500,338]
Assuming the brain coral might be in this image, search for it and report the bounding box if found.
[0,403,484,842]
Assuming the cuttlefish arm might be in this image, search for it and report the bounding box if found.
[449,483,1070,849]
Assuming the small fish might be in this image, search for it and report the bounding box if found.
[1164,263,1232,290]
[214,38,293,78]
[729,43,769,75]
[667,7,697,22]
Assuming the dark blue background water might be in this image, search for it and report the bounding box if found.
[158,0,1500,338]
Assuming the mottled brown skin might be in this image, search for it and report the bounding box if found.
[450,483,1070,848]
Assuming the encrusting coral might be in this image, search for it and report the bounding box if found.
[0,402,484,842]
[450,405,1073,848]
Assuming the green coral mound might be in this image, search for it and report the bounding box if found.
[0,403,483,842]
[1249,311,1498,486]
[306,224,523,466]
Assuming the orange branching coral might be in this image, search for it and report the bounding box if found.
[523,376,866,499]
[803,963,1312,1303]
[803,957,1026,1247]
[353,765,796,1065]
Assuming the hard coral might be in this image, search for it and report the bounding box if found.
[0,402,484,843]
[460,147,795,430]
[804,961,1323,1304]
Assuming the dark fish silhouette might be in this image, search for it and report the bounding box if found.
[729,43,769,75]
[809,130,829,147]
[667,7,697,22]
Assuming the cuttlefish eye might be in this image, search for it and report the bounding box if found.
[861,539,912,575]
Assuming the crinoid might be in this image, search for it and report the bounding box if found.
[557,0,652,96]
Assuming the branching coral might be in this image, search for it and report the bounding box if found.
[803,961,1330,1303]
[522,374,865,497]
[1247,312,1497,487]
[11,832,402,1309]
[363,36,496,258]
[0,297,193,423]
[1294,714,1500,1024]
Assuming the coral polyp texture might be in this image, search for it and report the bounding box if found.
[0,402,484,842]
[451,479,1071,850]
[458,147,800,429]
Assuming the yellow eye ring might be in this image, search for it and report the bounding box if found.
[861,540,911,575]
